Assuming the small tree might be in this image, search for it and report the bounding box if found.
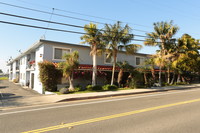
[38,61,62,93]
[116,61,133,87]
[127,69,143,89]
[144,58,156,83]
[59,51,79,91]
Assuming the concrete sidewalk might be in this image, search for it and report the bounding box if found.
[1,82,200,109]
[40,84,200,102]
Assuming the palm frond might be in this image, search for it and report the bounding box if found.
[125,44,142,54]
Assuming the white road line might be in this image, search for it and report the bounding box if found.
[0,88,200,116]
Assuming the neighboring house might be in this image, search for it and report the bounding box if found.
[7,39,148,94]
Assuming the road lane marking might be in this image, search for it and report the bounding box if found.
[22,98,200,133]
[1,88,200,116]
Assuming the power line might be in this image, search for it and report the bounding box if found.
[15,0,152,29]
[0,11,148,38]
[0,20,86,34]
[0,1,149,33]
[43,8,54,36]
[54,9,152,29]
[0,2,103,24]
[0,20,157,43]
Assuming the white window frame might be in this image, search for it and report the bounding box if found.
[104,53,115,64]
[135,56,144,66]
[53,46,71,61]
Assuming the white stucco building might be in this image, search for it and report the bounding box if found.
[7,39,148,94]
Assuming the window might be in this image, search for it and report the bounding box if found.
[27,54,31,61]
[136,57,140,65]
[54,48,71,60]
[105,53,114,64]
[136,57,144,66]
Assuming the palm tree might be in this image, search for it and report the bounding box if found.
[80,23,104,86]
[153,51,167,85]
[116,61,133,87]
[144,20,179,86]
[59,51,79,91]
[103,21,142,85]
[144,58,156,82]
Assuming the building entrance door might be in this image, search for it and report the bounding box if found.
[31,73,34,89]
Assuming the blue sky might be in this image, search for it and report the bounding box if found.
[0,0,200,73]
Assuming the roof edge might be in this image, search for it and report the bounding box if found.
[7,40,42,65]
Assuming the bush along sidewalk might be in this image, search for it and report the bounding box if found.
[57,84,134,94]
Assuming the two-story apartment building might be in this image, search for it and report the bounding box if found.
[7,39,148,94]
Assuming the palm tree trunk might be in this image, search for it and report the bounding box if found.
[144,72,147,87]
[92,53,97,86]
[177,73,181,83]
[159,65,162,87]
[68,73,74,91]
[167,66,170,84]
[117,69,123,87]
[181,76,186,82]
[165,71,167,83]
[159,40,165,87]
[170,72,176,85]
[111,52,117,85]
[151,68,156,82]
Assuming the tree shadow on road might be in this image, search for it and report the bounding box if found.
[0,93,22,100]
[0,86,8,89]
[0,93,25,108]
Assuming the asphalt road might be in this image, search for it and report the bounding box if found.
[1,87,200,133]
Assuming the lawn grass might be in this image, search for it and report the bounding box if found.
[0,77,8,80]
[55,87,134,95]
[55,90,94,95]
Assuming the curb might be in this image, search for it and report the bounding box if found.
[57,86,199,102]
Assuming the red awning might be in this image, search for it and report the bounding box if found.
[78,64,119,71]
[53,63,119,71]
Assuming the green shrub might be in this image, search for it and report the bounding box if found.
[59,88,69,94]
[128,78,137,89]
[73,86,82,92]
[38,61,62,92]
[86,85,102,91]
[92,85,102,91]
[102,84,118,91]
[176,82,187,85]
[86,85,93,91]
